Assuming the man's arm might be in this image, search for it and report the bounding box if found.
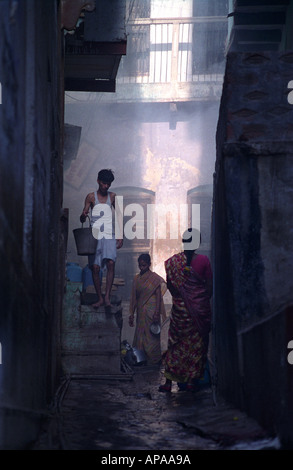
[80,193,93,223]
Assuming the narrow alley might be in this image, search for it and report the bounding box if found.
[1,0,293,453]
[31,298,279,453]
[32,363,279,452]
[28,284,281,454]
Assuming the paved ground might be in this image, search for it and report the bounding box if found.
[31,301,281,456]
[32,364,280,452]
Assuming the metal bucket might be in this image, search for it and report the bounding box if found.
[132,348,147,365]
[73,217,98,256]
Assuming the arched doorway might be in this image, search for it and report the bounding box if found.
[112,186,156,301]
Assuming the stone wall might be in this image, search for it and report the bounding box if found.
[0,1,64,449]
[213,51,293,447]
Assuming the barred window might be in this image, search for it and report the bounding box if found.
[120,25,150,77]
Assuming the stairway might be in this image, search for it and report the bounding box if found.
[61,281,132,378]
[228,0,291,52]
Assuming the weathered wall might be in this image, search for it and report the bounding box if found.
[0,0,64,449]
[214,51,293,447]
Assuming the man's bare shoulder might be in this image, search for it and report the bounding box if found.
[109,191,116,204]
[86,192,96,203]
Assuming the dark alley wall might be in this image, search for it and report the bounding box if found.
[0,0,64,449]
[213,50,293,447]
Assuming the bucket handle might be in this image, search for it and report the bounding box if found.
[81,215,99,240]
[81,215,91,228]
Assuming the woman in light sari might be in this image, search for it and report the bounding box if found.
[159,229,212,392]
[129,254,167,365]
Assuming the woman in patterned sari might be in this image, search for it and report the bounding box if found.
[129,254,167,365]
[159,228,212,392]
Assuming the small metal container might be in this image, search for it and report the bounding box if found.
[150,322,161,336]
[132,347,147,364]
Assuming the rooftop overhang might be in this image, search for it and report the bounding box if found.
[63,0,127,92]
[64,41,126,92]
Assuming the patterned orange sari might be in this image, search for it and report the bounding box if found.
[163,252,211,383]
[130,270,167,364]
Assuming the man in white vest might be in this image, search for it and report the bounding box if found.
[80,169,123,309]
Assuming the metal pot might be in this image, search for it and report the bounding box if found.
[150,322,161,336]
[132,347,147,364]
